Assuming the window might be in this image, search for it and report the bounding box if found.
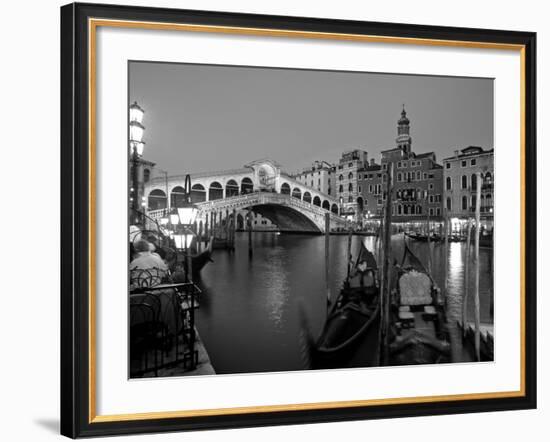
[397,173,402,182]
[436,208,441,216]
[416,205,422,215]
[446,197,452,210]
[339,185,343,193]
[383,174,387,183]
[462,196,468,210]
[339,174,343,181]
[416,171,421,180]
[446,176,452,190]
[429,208,434,216]
[461,160,467,167]
[446,163,451,169]
[348,183,353,192]
[348,162,353,167]
[348,172,353,180]
[397,161,402,168]
[348,195,353,202]
[398,205,402,215]
[471,173,477,190]
[461,175,468,189]
[429,183,434,190]
[471,158,477,166]
[358,185,362,193]
[369,185,373,193]
[423,173,428,180]
[429,195,434,203]
[471,195,476,209]
[382,163,387,170]
[143,168,150,183]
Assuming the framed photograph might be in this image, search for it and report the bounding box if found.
[60,2,536,438]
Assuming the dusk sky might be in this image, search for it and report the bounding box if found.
[129,61,493,175]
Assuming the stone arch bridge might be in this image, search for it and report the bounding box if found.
[145,159,346,233]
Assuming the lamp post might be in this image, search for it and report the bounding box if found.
[129,101,145,226]
[170,174,199,370]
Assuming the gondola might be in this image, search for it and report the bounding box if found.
[388,244,450,365]
[404,232,442,242]
[305,243,381,369]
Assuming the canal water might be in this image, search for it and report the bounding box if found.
[195,232,494,375]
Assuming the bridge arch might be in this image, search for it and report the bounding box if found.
[331,203,339,214]
[280,182,291,195]
[313,196,321,207]
[191,184,206,203]
[303,192,312,204]
[292,187,302,199]
[147,189,167,211]
[322,200,330,211]
[226,179,239,197]
[209,181,223,200]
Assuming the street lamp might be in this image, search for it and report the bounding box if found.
[129,101,146,226]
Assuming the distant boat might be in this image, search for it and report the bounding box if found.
[388,244,451,365]
[303,242,380,369]
[405,232,442,242]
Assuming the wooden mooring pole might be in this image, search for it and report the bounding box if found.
[473,172,482,361]
[443,209,449,303]
[248,208,253,258]
[379,162,393,366]
[325,213,330,310]
[462,219,472,337]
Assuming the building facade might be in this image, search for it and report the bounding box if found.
[292,160,335,197]
[360,107,444,224]
[442,146,494,228]
[335,149,369,219]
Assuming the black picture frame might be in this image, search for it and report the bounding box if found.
[60,2,537,438]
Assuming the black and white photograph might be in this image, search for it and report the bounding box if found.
[128,62,495,378]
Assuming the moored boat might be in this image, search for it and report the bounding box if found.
[388,244,450,365]
[306,242,381,369]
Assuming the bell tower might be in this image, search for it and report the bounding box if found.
[396,105,412,155]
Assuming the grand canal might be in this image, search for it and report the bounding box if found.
[195,232,494,375]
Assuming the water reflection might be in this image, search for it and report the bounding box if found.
[195,232,493,374]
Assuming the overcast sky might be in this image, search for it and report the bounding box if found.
[129,61,493,175]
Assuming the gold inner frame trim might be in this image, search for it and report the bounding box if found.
[88,17,527,424]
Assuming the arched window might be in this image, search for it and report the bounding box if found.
[461,175,468,189]
[416,205,422,215]
[348,183,353,192]
[190,184,206,203]
[348,195,353,203]
[209,181,223,201]
[292,187,302,199]
[471,173,477,190]
[147,189,167,211]
[339,174,344,181]
[446,197,452,211]
[462,195,468,210]
[322,200,330,210]
[241,177,253,194]
[348,172,353,180]
[331,204,339,214]
[357,197,364,212]
[486,193,492,208]
[303,192,312,204]
[339,185,343,193]
[471,195,476,209]
[225,179,239,197]
[280,183,291,195]
[170,186,186,207]
[446,176,452,190]
[313,196,321,207]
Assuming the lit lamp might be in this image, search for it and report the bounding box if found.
[129,101,146,226]
[173,226,196,251]
[177,202,198,226]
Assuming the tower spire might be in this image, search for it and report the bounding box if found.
[396,105,412,154]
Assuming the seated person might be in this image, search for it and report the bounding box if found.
[130,240,169,290]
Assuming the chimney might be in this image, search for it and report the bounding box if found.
[370,158,375,166]
[454,150,459,158]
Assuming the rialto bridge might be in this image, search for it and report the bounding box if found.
[144,159,346,233]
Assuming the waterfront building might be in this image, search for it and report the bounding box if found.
[357,159,382,222]
[292,160,335,197]
[442,146,494,230]
[335,149,369,220]
[360,107,444,225]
